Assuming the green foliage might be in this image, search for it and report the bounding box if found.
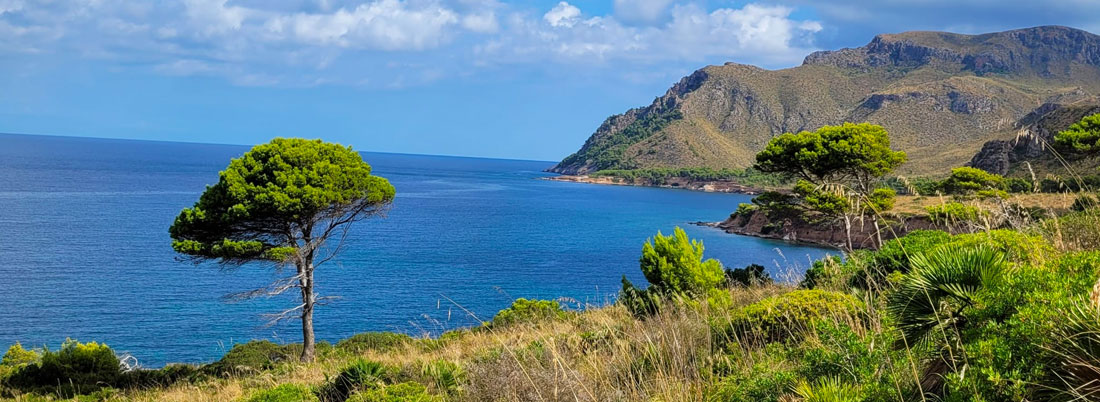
[733,203,757,217]
[317,359,395,402]
[420,360,464,396]
[866,187,896,212]
[723,290,863,346]
[244,383,319,402]
[556,109,683,171]
[1054,113,1100,153]
[793,180,849,218]
[490,299,567,328]
[4,339,121,396]
[872,230,954,274]
[750,191,800,218]
[940,167,1004,194]
[170,137,395,262]
[725,264,772,286]
[347,382,442,402]
[205,341,331,376]
[620,227,725,316]
[926,202,986,225]
[888,245,1008,348]
[1002,177,1034,193]
[590,167,785,187]
[1072,194,1098,212]
[754,122,907,190]
[2,343,39,367]
[336,333,412,354]
[1044,299,1100,401]
[792,377,861,402]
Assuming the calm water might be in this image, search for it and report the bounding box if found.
[0,133,834,366]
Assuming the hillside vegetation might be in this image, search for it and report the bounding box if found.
[550,25,1100,176]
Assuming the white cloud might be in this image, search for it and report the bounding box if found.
[613,0,674,24]
[543,2,581,28]
[265,0,460,50]
[462,11,498,33]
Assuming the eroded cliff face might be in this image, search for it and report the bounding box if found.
[967,102,1100,175]
[551,26,1100,176]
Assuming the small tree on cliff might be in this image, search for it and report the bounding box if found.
[169,138,395,362]
[755,123,907,249]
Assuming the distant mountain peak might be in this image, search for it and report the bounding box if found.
[550,26,1100,176]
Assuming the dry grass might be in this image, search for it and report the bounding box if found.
[890,192,1077,215]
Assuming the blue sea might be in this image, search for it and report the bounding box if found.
[0,133,834,366]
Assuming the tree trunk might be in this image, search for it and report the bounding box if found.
[843,215,854,251]
[873,218,884,249]
[299,261,316,362]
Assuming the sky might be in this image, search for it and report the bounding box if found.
[1,1,1099,161]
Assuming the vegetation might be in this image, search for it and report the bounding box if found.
[489,299,568,328]
[169,138,396,362]
[556,109,683,172]
[940,166,1004,194]
[620,227,726,315]
[1054,112,1100,153]
[589,167,785,187]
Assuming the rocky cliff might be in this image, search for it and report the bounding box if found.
[550,26,1100,176]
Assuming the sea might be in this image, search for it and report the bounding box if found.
[0,133,835,366]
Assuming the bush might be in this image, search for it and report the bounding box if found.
[317,359,394,402]
[347,382,442,402]
[1054,113,1100,153]
[490,299,567,328]
[620,227,725,315]
[725,264,772,286]
[4,339,121,396]
[1003,177,1034,193]
[244,383,319,402]
[336,333,412,354]
[204,340,331,376]
[733,203,757,217]
[722,290,863,346]
[941,167,1004,194]
[117,364,201,389]
[420,360,465,396]
[1072,194,1098,212]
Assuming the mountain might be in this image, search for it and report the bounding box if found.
[549,26,1100,176]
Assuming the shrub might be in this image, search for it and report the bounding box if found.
[2,343,40,367]
[336,333,412,354]
[1054,113,1100,153]
[620,227,725,315]
[420,360,465,395]
[725,264,772,286]
[4,339,121,396]
[871,230,953,274]
[347,382,442,402]
[926,202,986,225]
[1003,177,1034,193]
[792,377,862,402]
[317,359,394,402]
[941,167,1003,194]
[244,383,319,402]
[1072,194,1098,212]
[204,340,331,376]
[733,202,757,217]
[117,364,201,389]
[723,290,863,346]
[490,299,567,328]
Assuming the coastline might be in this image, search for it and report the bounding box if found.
[543,174,765,194]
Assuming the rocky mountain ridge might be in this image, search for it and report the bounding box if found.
[550,26,1100,176]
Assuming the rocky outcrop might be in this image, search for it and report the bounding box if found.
[713,209,944,250]
[544,175,763,194]
[967,102,1100,175]
[551,26,1100,176]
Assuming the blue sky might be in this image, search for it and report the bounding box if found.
[1,1,1098,161]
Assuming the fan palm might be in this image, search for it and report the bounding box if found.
[887,244,1009,348]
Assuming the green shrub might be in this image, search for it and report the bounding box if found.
[244,383,320,402]
[1054,113,1100,153]
[733,203,757,217]
[947,229,1053,266]
[420,360,464,396]
[2,343,40,367]
[205,341,332,376]
[926,202,986,225]
[490,299,567,328]
[317,359,394,402]
[725,264,772,286]
[620,227,725,316]
[4,339,121,396]
[792,377,862,402]
[1003,177,1034,193]
[347,382,442,402]
[1072,194,1098,212]
[118,364,201,389]
[336,333,412,354]
[941,167,1004,194]
[872,230,953,274]
[798,256,848,290]
[723,290,863,346]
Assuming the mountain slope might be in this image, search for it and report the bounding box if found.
[550,26,1100,176]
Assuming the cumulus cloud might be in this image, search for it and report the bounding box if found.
[543,2,581,28]
[0,0,827,87]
